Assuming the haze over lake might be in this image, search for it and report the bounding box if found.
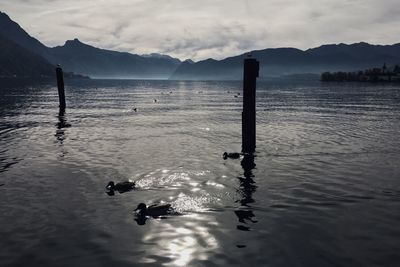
[1,80,399,267]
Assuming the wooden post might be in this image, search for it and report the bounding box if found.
[242,56,259,154]
[56,65,66,111]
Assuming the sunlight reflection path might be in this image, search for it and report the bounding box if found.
[142,213,219,266]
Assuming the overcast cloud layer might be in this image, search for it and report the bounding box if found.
[1,0,399,61]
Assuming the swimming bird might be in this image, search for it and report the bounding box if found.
[134,203,173,217]
[223,152,241,160]
[106,181,136,193]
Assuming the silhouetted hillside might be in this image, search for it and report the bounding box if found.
[171,44,400,80]
[0,33,54,78]
[0,11,49,57]
[308,42,400,60]
[0,11,181,79]
[2,11,400,81]
[48,39,181,79]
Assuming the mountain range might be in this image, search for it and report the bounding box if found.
[0,11,180,79]
[170,43,400,80]
[0,32,54,78]
[1,11,400,80]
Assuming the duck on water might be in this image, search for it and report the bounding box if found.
[106,181,136,195]
[134,203,175,218]
[223,152,241,160]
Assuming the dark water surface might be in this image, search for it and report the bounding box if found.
[1,79,400,267]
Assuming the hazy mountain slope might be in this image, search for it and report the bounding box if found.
[0,33,54,78]
[0,11,49,57]
[171,43,400,80]
[0,11,181,79]
[2,11,400,80]
[48,39,181,78]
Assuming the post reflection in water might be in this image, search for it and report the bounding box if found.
[55,110,71,157]
[235,154,258,232]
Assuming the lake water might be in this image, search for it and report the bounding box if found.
[1,79,400,267]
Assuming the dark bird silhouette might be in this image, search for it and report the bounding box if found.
[234,95,238,98]
[133,108,137,112]
[223,152,241,160]
[106,181,135,194]
[154,99,157,103]
[134,203,173,217]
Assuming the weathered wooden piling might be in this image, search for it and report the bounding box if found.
[242,56,259,154]
[56,65,66,111]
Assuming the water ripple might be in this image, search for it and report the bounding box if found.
[1,81,400,267]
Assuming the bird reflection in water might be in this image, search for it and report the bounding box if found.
[133,213,174,226]
[235,154,258,232]
[134,215,148,226]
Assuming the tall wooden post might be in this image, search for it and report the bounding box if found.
[242,56,259,154]
[56,65,66,111]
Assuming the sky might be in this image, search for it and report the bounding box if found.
[1,0,400,61]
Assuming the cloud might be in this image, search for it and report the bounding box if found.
[1,0,399,60]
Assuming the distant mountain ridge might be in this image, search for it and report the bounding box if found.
[0,11,181,79]
[0,11,48,57]
[1,11,399,80]
[49,38,181,78]
[171,43,400,80]
[0,32,54,78]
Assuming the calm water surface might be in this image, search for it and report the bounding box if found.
[1,80,400,267]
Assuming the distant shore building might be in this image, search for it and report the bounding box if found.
[321,63,400,82]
